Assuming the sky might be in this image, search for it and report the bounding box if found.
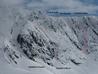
[0,0,98,13]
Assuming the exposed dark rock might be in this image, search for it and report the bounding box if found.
[70,59,81,65]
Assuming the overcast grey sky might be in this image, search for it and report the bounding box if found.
[1,0,98,13]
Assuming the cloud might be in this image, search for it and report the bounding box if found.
[27,0,98,13]
[80,0,98,5]
[0,0,98,13]
[0,0,25,6]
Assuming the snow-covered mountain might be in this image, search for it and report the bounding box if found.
[0,8,98,74]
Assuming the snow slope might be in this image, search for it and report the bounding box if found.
[0,8,98,74]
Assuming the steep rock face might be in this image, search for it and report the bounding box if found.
[1,9,98,74]
[9,12,85,67]
[3,10,98,68]
[16,21,59,66]
[64,16,98,54]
